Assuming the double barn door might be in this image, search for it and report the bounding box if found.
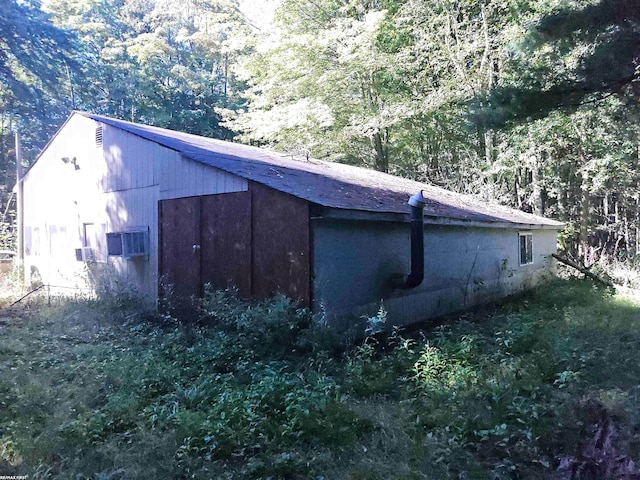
[159,191,251,299]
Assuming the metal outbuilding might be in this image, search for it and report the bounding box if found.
[20,112,563,325]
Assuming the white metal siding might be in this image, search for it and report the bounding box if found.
[157,148,247,199]
[22,114,248,299]
[22,115,105,291]
[100,124,247,198]
[104,186,158,296]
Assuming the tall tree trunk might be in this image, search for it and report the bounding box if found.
[514,168,522,209]
[223,53,228,101]
[579,167,590,263]
[531,155,544,215]
[636,194,640,256]
[65,61,76,110]
[484,129,495,165]
[624,203,630,256]
[372,130,389,173]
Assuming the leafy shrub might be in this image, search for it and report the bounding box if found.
[199,288,313,358]
[158,362,371,462]
[0,221,15,252]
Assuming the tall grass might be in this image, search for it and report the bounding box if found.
[1,279,640,479]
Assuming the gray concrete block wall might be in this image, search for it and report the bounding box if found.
[311,219,558,327]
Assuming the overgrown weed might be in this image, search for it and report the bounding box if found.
[0,288,373,478]
[2,279,640,478]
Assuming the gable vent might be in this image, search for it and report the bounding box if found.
[95,126,103,148]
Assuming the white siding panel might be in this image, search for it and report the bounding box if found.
[197,164,205,195]
[186,158,195,194]
[216,169,224,193]
[102,126,163,192]
[131,133,140,188]
[193,161,201,193]
[104,185,159,298]
[313,222,559,327]
[138,135,146,188]
[158,148,169,191]
[159,154,247,200]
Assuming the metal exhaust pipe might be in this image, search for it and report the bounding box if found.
[391,191,427,289]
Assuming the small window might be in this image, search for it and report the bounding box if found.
[77,223,107,263]
[75,247,96,262]
[519,232,533,265]
[107,229,148,259]
[32,227,41,257]
[106,233,123,256]
[49,225,68,257]
[25,226,32,256]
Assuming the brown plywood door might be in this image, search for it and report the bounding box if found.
[251,182,310,305]
[159,196,201,298]
[200,192,252,296]
[160,187,310,308]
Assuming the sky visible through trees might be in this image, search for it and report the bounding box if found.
[1,0,639,262]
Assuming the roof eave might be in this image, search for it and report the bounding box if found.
[310,206,564,230]
[422,215,564,230]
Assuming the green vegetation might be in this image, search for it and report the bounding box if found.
[2,279,640,478]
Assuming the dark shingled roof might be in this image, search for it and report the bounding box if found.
[79,112,562,228]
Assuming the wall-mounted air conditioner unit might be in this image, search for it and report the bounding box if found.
[107,229,148,259]
[75,247,96,262]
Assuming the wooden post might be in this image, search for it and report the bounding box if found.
[15,131,24,286]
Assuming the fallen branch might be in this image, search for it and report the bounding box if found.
[10,284,45,306]
[552,254,614,287]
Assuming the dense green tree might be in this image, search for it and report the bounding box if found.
[0,0,78,249]
[0,0,75,104]
[227,0,409,172]
[484,0,640,124]
[477,0,640,261]
[44,0,250,137]
[0,0,76,157]
[230,0,539,178]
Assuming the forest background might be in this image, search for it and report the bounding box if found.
[1,0,639,265]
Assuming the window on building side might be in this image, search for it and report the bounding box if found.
[107,229,148,259]
[32,227,41,257]
[76,223,107,262]
[519,232,533,265]
[49,225,68,257]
